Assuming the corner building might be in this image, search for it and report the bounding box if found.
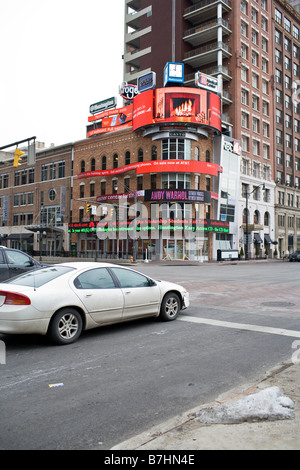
[71,86,227,261]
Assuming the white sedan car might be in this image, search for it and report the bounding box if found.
[0,262,189,345]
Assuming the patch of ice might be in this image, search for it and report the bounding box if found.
[196,386,294,424]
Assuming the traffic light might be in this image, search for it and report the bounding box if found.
[86,204,91,214]
[13,148,25,167]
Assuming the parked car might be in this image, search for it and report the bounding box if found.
[0,246,46,281]
[0,262,189,345]
[289,250,300,262]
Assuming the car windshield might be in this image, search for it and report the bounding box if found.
[4,266,75,287]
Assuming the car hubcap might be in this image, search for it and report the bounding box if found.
[165,297,178,318]
[58,313,79,339]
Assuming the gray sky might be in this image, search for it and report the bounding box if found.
[0,0,124,148]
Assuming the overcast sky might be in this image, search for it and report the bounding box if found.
[0,0,125,149]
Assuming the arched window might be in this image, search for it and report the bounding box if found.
[138,148,143,162]
[125,151,130,166]
[151,146,157,160]
[102,156,106,170]
[254,210,260,224]
[264,211,270,226]
[81,160,85,172]
[91,158,95,171]
[195,147,199,160]
[206,150,210,162]
[113,153,118,169]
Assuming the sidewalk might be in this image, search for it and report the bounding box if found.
[112,361,300,450]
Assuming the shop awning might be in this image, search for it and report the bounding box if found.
[264,234,272,245]
[7,233,33,240]
[254,233,263,244]
[25,225,64,234]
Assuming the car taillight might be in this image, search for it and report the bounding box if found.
[0,291,31,305]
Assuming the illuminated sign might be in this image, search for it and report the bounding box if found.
[68,219,229,234]
[137,72,156,93]
[223,139,241,156]
[164,62,184,87]
[195,72,220,94]
[96,190,145,203]
[119,82,139,101]
[86,105,133,138]
[89,97,116,115]
[144,189,211,203]
[78,160,222,179]
[132,87,221,133]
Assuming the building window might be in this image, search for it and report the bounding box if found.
[162,173,191,190]
[80,184,84,198]
[150,174,157,190]
[162,139,191,160]
[81,160,85,173]
[284,17,291,33]
[125,151,130,166]
[275,8,282,24]
[137,176,143,190]
[151,146,157,160]
[48,188,56,201]
[58,162,65,178]
[91,158,95,171]
[278,214,285,227]
[124,177,130,191]
[138,148,143,162]
[113,154,118,169]
[264,212,270,226]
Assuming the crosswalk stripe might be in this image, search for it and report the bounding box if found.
[178,316,300,338]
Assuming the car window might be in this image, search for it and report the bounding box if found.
[74,268,116,289]
[0,251,5,264]
[110,267,151,288]
[5,250,32,266]
[6,266,75,287]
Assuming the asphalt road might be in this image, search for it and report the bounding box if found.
[0,261,299,450]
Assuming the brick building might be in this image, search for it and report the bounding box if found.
[71,120,220,261]
[0,143,73,255]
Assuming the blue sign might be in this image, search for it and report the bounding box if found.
[137,72,156,93]
[164,62,184,87]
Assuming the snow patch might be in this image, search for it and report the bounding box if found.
[196,386,295,424]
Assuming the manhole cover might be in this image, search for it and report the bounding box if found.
[261,301,295,307]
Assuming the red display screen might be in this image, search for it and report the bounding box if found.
[132,87,221,133]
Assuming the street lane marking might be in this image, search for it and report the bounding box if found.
[178,316,300,338]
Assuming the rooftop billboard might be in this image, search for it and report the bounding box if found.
[133,87,221,134]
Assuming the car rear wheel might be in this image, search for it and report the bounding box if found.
[48,308,83,345]
[159,292,180,321]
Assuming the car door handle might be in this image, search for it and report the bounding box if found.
[84,294,92,297]
[124,291,131,295]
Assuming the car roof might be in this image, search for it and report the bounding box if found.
[54,262,124,270]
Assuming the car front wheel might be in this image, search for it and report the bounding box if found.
[48,308,83,345]
[160,292,180,321]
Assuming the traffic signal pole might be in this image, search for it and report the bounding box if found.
[0,137,36,165]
